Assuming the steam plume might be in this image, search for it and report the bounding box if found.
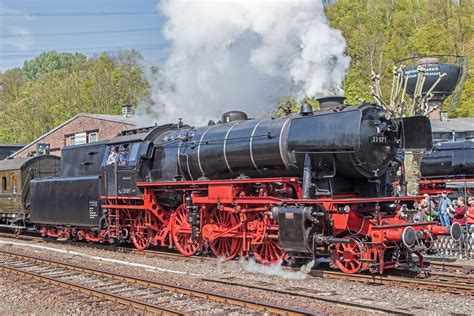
[148,0,350,124]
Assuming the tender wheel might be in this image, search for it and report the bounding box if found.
[172,205,201,256]
[130,211,150,250]
[334,236,364,274]
[207,208,241,260]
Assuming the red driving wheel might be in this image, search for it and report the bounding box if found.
[334,236,364,274]
[172,205,201,256]
[208,208,241,260]
[250,214,285,264]
[130,211,150,250]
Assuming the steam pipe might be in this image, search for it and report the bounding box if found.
[302,154,312,199]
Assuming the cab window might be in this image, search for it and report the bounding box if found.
[127,143,140,165]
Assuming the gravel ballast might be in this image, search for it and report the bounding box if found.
[0,237,472,315]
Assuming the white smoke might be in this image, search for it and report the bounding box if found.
[237,257,315,280]
[147,0,350,124]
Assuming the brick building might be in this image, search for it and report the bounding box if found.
[12,113,138,158]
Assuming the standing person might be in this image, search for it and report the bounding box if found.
[106,147,118,165]
[453,196,468,225]
[447,199,457,221]
[422,194,435,221]
[467,196,474,231]
[437,191,452,227]
[118,146,128,165]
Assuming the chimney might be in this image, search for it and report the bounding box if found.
[439,110,448,122]
[122,104,133,118]
[316,96,346,110]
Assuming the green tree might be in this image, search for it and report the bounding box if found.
[0,51,151,143]
[325,0,473,116]
[23,51,87,81]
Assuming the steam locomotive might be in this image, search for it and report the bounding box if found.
[5,98,461,274]
[419,140,474,195]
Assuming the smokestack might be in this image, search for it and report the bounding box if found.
[316,96,345,110]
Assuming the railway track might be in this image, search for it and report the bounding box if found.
[0,250,310,315]
[429,261,474,274]
[1,232,473,296]
[309,270,474,296]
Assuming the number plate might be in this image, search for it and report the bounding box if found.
[369,135,388,144]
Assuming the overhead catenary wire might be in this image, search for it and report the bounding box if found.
[0,44,170,59]
[0,27,162,38]
[0,11,158,17]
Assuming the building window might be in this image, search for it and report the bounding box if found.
[66,135,75,146]
[2,177,6,192]
[88,132,98,143]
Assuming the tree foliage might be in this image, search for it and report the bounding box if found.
[325,0,473,116]
[0,51,151,143]
[1,2,472,144]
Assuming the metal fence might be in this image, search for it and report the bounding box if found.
[433,226,474,259]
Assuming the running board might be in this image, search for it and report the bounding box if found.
[0,224,26,229]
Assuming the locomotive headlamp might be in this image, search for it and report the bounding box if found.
[450,222,462,241]
[402,226,416,248]
[378,110,392,121]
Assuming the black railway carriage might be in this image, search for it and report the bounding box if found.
[421,140,474,179]
[0,155,60,229]
[419,140,474,196]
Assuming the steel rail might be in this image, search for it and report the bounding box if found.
[429,261,474,274]
[309,270,474,295]
[0,263,182,315]
[201,277,412,315]
[0,250,310,315]
[1,232,473,294]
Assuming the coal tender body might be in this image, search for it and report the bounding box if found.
[29,99,461,274]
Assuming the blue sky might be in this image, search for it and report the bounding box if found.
[0,0,168,71]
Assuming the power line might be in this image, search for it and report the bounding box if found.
[0,11,158,17]
[0,27,162,38]
[0,42,170,53]
[0,46,170,59]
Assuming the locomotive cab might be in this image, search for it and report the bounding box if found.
[102,142,144,197]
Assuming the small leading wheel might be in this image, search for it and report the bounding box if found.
[130,211,150,250]
[334,236,364,274]
[208,208,241,260]
[172,205,201,256]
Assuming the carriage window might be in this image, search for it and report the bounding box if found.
[1,177,6,192]
[127,143,140,165]
[11,175,17,194]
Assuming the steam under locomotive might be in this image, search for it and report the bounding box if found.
[1,99,462,274]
